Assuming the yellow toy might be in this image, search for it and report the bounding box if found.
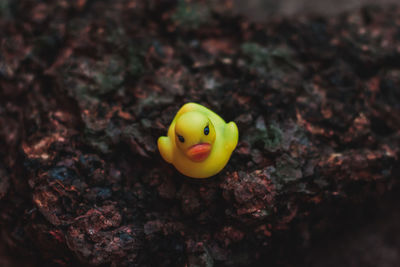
[158,102,239,178]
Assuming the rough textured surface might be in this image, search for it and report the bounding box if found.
[0,1,400,266]
[233,0,400,19]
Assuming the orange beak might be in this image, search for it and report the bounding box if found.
[187,143,211,162]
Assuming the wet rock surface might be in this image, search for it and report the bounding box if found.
[0,1,399,266]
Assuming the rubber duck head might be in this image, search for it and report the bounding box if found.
[174,111,216,162]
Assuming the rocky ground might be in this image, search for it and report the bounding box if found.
[0,1,399,266]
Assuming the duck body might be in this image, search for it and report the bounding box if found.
[158,103,238,178]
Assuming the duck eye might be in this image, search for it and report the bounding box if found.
[204,125,209,135]
[177,135,185,143]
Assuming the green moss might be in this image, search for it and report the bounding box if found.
[93,57,125,95]
[268,154,303,191]
[241,43,270,67]
[64,56,126,102]
[136,93,174,113]
[106,26,126,44]
[85,133,111,154]
[247,123,283,152]
[67,18,88,38]
[188,245,214,267]
[0,0,12,19]
[127,46,144,78]
[264,124,283,150]
[275,154,302,183]
[241,42,296,76]
[172,0,210,29]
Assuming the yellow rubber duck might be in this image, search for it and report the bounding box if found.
[158,102,239,178]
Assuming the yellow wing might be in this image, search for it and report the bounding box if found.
[224,122,239,151]
[158,136,173,163]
